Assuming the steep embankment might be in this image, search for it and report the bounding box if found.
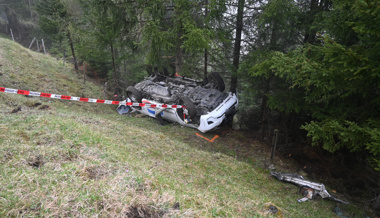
[0,37,366,217]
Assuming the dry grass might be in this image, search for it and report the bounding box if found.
[0,37,369,217]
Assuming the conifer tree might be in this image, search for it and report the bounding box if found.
[37,0,79,72]
[253,0,380,170]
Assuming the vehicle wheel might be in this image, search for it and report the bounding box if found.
[207,72,225,92]
[126,86,142,103]
[177,96,196,120]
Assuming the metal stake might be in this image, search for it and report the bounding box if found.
[270,129,279,165]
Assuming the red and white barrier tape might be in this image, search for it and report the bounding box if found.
[0,87,186,109]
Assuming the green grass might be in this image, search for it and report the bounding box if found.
[0,37,368,217]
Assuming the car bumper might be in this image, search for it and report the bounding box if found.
[197,92,238,132]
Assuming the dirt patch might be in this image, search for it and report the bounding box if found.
[11,106,22,113]
[125,204,166,218]
[32,102,42,107]
[39,105,50,110]
[259,202,284,217]
[172,202,180,210]
[77,165,114,180]
[27,155,44,168]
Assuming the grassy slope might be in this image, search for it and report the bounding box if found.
[0,37,364,217]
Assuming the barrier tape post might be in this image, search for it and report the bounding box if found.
[0,87,186,109]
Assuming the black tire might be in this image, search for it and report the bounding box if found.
[207,72,225,92]
[177,96,196,120]
[126,86,142,103]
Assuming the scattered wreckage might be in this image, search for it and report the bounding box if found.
[271,172,349,204]
[117,72,238,133]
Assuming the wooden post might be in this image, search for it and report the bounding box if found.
[29,37,36,49]
[103,82,107,99]
[63,51,66,66]
[10,29,14,41]
[83,62,86,83]
[36,39,40,52]
[270,129,279,165]
[41,39,47,54]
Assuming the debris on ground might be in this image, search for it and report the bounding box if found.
[270,171,349,204]
[195,133,219,142]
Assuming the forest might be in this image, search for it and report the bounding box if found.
[1,0,379,210]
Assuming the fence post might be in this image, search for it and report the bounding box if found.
[63,51,66,66]
[36,39,40,52]
[41,39,47,54]
[270,129,279,165]
[83,62,86,83]
[29,37,36,49]
[10,29,14,41]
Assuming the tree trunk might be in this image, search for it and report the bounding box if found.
[175,27,183,74]
[261,77,271,141]
[204,48,208,80]
[303,0,319,44]
[28,0,33,20]
[261,16,278,141]
[67,30,78,73]
[230,0,245,93]
[269,20,278,50]
[110,43,118,87]
[204,0,209,80]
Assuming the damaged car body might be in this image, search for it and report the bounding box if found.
[271,172,349,204]
[117,72,238,133]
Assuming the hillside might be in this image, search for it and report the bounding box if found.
[0,37,368,217]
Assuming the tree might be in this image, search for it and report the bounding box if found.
[243,0,301,139]
[141,0,213,77]
[84,0,136,87]
[0,0,39,45]
[37,0,80,72]
[76,0,148,90]
[229,0,244,94]
[259,0,380,170]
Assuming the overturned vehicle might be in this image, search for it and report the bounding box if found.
[117,72,238,132]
